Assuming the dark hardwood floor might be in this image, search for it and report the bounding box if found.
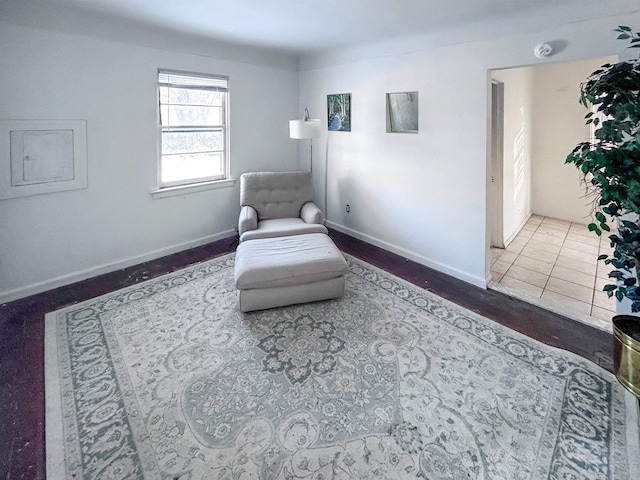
[0,229,614,479]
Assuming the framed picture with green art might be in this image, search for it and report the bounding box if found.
[327,93,351,132]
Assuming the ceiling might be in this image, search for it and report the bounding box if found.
[2,0,639,56]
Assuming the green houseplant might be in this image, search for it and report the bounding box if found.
[565,25,640,311]
[565,26,640,398]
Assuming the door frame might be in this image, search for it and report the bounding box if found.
[490,79,505,249]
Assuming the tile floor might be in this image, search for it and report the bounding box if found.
[489,215,617,331]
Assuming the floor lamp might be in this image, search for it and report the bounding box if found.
[289,107,326,217]
[289,108,321,172]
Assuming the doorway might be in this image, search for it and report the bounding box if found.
[486,56,617,331]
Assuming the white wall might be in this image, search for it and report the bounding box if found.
[298,10,640,288]
[492,67,534,245]
[2,7,638,302]
[530,56,616,224]
[300,48,499,287]
[0,23,299,301]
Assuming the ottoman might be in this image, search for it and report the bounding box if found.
[234,233,348,312]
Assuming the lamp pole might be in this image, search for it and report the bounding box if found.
[289,107,323,212]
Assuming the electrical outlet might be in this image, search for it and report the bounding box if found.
[346,204,350,213]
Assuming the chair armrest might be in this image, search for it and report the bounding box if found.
[239,205,258,235]
[300,202,324,225]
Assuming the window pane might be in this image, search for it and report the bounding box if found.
[164,105,223,126]
[160,104,169,125]
[159,85,169,105]
[162,130,223,155]
[161,152,223,184]
[168,87,222,106]
[157,70,228,188]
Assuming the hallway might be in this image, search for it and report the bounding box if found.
[490,215,616,331]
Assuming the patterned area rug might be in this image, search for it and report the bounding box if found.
[45,253,640,479]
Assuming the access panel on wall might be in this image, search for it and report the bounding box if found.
[0,119,88,199]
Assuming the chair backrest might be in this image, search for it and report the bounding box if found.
[240,171,314,220]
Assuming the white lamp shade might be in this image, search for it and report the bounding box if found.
[289,118,321,139]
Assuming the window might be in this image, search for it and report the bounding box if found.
[157,70,229,189]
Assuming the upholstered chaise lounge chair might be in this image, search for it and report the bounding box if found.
[238,171,328,242]
[234,171,347,312]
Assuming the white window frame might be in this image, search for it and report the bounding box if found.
[156,69,230,192]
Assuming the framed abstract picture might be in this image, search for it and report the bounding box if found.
[386,91,419,133]
[327,93,351,132]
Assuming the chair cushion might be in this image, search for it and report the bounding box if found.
[234,233,347,290]
[240,218,328,242]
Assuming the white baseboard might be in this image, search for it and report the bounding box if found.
[326,221,487,289]
[0,229,236,304]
